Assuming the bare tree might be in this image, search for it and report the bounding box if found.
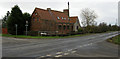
[80,8,98,27]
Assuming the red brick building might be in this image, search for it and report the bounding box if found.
[2,28,8,34]
[70,16,81,32]
[30,8,80,35]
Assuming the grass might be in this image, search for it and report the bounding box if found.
[2,31,116,39]
[2,33,91,39]
[107,35,120,45]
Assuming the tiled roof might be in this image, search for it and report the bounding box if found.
[35,8,70,23]
[69,16,78,23]
[35,8,52,20]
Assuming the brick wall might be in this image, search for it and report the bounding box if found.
[2,28,8,34]
[30,9,73,35]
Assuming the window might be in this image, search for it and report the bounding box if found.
[62,17,64,20]
[68,18,70,21]
[37,18,39,21]
[64,18,66,20]
[33,17,35,21]
[63,25,66,30]
[68,18,69,20]
[35,13,37,15]
[77,26,79,30]
[71,26,73,29]
[67,25,69,29]
[57,17,60,20]
[58,25,61,29]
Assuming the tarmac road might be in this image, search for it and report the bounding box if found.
[2,31,119,58]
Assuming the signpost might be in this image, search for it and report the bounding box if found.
[25,21,28,36]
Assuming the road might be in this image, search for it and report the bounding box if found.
[2,32,119,59]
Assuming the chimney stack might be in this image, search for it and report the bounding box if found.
[63,9,69,17]
[63,2,70,17]
[68,2,69,17]
[47,8,51,11]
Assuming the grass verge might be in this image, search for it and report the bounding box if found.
[2,33,91,39]
[2,31,116,39]
[107,35,120,45]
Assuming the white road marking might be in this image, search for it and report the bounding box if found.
[40,56,45,58]
[55,55,62,57]
[56,52,63,54]
[64,53,69,55]
[46,54,52,56]
[71,51,76,53]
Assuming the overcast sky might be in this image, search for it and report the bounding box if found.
[0,0,119,25]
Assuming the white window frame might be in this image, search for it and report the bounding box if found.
[64,18,66,20]
[62,17,64,20]
[35,13,37,15]
[57,17,60,20]
[68,18,70,21]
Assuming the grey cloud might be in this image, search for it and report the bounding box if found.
[0,1,118,25]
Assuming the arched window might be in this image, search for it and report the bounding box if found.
[62,17,64,20]
[33,17,35,21]
[77,26,79,30]
[35,13,37,15]
[63,25,66,30]
[37,18,39,21]
[57,17,60,20]
[67,25,69,29]
[64,18,66,20]
[58,25,61,29]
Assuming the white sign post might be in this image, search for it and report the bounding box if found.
[25,21,28,36]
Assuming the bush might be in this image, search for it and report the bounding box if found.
[78,22,120,34]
